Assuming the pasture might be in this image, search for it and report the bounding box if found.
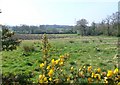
[2,34,118,83]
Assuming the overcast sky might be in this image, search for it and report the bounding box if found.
[0,0,119,26]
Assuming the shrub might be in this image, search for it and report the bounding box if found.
[92,40,95,42]
[82,40,89,43]
[2,26,21,51]
[2,73,34,84]
[69,40,74,43]
[22,45,35,53]
[99,39,103,42]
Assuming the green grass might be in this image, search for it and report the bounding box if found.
[2,34,118,83]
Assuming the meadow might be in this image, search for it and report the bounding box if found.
[2,34,119,84]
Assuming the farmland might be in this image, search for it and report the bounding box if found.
[2,34,118,84]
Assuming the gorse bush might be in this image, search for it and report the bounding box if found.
[38,34,120,84]
[2,26,21,51]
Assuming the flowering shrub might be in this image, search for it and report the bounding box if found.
[38,34,120,84]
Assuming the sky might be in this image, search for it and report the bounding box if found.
[0,0,119,26]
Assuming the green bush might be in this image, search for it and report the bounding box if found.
[22,44,35,53]
[2,26,21,51]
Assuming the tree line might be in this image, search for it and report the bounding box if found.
[11,25,74,34]
[75,11,120,36]
[3,11,120,36]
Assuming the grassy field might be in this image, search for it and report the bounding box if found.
[2,34,118,83]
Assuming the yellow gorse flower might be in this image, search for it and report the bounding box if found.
[88,77,92,83]
[79,67,82,71]
[48,69,54,77]
[40,74,45,79]
[59,61,64,66]
[94,74,97,78]
[60,55,64,58]
[40,63,45,68]
[88,66,92,72]
[47,65,50,70]
[93,73,100,79]
[60,58,64,62]
[55,59,59,64]
[67,77,70,81]
[51,59,56,65]
[39,75,42,79]
[91,72,95,78]
[113,68,118,74]
[43,77,47,81]
[107,70,113,77]
[39,79,44,83]
[39,74,46,83]
[83,66,86,69]
[49,78,52,81]
[95,74,101,80]
[70,66,74,72]
[97,68,101,73]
